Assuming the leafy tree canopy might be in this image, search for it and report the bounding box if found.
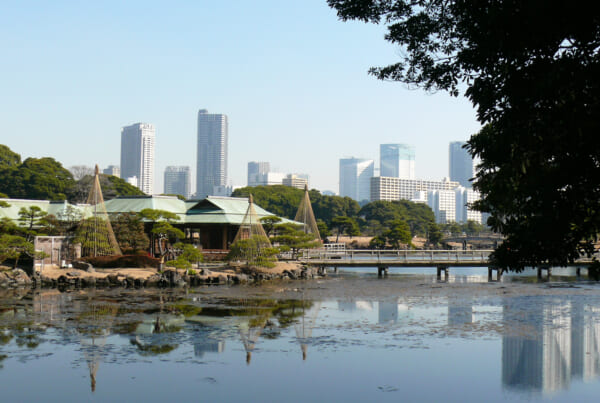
[68,173,145,203]
[0,145,21,169]
[359,200,435,236]
[328,1,600,270]
[0,157,75,201]
[232,186,360,227]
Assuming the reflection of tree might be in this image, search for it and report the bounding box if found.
[293,299,320,361]
[238,303,271,365]
[77,298,119,392]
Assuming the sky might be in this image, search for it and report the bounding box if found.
[0,0,481,194]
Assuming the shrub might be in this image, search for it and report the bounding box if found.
[82,254,160,269]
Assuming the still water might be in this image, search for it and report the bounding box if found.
[2,271,600,402]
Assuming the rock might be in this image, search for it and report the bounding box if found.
[66,271,80,277]
[72,261,94,272]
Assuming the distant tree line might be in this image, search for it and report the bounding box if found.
[0,144,143,203]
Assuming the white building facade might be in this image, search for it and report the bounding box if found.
[120,123,155,194]
[427,190,457,224]
[339,157,374,202]
[455,186,482,223]
[197,109,228,199]
[370,176,459,202]
[247,161,270,186]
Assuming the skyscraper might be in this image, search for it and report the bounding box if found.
[120,123,155,194]
[196,109,228,199]
[449,141,474,187]
[247,161,270,186]
[339,157,374,202]
[380,144,415,179]
[164,166,191,199]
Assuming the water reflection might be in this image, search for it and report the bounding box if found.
[2,289,600,400]
[502,297,600,395]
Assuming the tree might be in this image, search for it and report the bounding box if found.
[68,173,144,203]
[328,1,600,270]
[68,165,94,180]
[259,215,282,237]
[0,145,21,168]
[386,220,413,249]
[0,234,35,269]
[111,212,150,253]
[331,216,360,243]
[427,223,443,246]
[227,236,279,268]
[17,206,47,242]
[272,223,321,259]
[139,209,184,259]
[0,157,75,200]
[169,242,203,273]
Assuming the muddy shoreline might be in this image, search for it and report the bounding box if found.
[0,262,321,289]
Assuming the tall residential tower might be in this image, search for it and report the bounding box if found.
[120,123,155,194]
[380,144,415,179]
[196,109,228,198]
[449,141,474,187]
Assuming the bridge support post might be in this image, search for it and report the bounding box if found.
[576,267,581,278]
[488,267,503,282]
[333,267,338,273]
[437,266,448,280]
[537,266,551,280]
[378,266,388,277]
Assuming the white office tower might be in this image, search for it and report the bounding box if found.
[449,141,474,187]
[427,190,456,223]
[164,166,191,199]
[120,123,155,194]
[197,109,228,199]
[247,161,270,186]
[380,144,415,179]
[339,157,374,202]
[251,172,285,186]
[455,187,482,223]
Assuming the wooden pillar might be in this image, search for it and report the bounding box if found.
[378,266,388,277]
[576,267,581,277]
[437,266,448,280]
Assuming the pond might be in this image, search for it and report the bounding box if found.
[2,271,600,402]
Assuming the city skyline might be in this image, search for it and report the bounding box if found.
[120,122,155,195]
[0,1,480,193]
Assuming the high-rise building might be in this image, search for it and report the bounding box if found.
[427,190,457,224]
[370,176,459,202]
[455,186,482,223]
[164,166,191,199]
[380,144,415,179]
[247,161,270,186]
[120,123,155,194]
[449,141,474,187]
[103,165,120,178]
[197,109,228,199]
[339,157,374,202]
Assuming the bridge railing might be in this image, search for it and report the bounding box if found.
[300,249,494,263]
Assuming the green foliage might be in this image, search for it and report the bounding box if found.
[68,174,145,203]
[0,234,33,267]
[17,206,47,241]
[328,1,600,270]
[111,212,150,253]
[386,220,413,249]
[0,145,21,168]
[359,200,435,237]
[232,186,360,227]
[259,215,282,237]
[331,216,360,242]
[227,235,279,268]
[316,219,330,238]
[427,223,443,246]
[272,223,321,259]
[169,242,203,271]
[0,157,75,201]
[139,209,183,257]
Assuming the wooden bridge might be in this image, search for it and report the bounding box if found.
[298,249,596,280]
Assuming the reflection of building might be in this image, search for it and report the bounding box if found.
[447,298,473,326]
[501,298,600,394]
[378,301,411,324]
[194,340,226,358]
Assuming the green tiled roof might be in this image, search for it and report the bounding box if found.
[0,196,300,226]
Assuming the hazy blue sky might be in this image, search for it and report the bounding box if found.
[0,0,480,193]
